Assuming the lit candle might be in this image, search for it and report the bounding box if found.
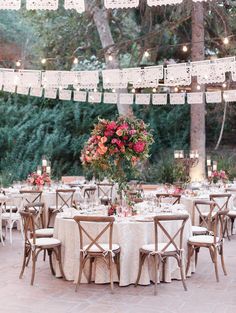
[42,158,47,167]
[179,150,184,158]
[189,150,195,159]
[208,169,212,177]
[174,151,179,159]
[195,150,199,159]
[207,155,211,166]
[46,166,51,174]
[213,161,217,171]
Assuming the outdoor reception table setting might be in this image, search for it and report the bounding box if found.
[53,202,192,286]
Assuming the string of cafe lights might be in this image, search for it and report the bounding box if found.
[1,32,235,70]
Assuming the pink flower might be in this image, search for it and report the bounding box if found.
[104,130,114,137]
[116,129,123,136]
[106,121,117,131]
[129,129,136,135]
[133,141,146,153]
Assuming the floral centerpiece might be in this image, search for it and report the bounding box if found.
[209,170,228,184]
[27,172,51,189]
[81,116,154,194]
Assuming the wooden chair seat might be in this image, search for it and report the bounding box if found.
[83,243,120,253]
[188,235,220,245]
[141,242,176,253]
[29,237,61,247]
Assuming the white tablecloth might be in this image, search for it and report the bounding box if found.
[53,212,192,286]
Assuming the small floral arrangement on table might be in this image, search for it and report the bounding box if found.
[81,116,154,192]
[209,170,228,184]
[27,172,51,187]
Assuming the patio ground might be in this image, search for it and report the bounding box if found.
[1,230,236,313]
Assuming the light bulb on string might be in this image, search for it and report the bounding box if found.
[182,45,188,52]
[174,87,179,92]
[108,55,113,61]
[223,37,229,45]
[112,88,116,93]
[197,85,201,90]
[131,88,136,93]
[222,82,227,88]
[41,58,47,65]
[73,57,78,64]
[94,88,97,92]
[144,51,150,58]
[15,60,21,67]
[152,88,157,93]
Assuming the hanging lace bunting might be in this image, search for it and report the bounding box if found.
[88,92,102,103]
[147,0,183,7]
[26,0,58,10]
[152,93,167,105]
[44,88,58,99]
[0,0,21,10]
[135,94,150,105]
[64,0,85,12]
[103,92,118,104]
[59,89,72,100]
[104,0,139,9]
[30,87,43,97]
[3,85,16,93]
[18,70,41,88]
[0,69,14,86]
[223,90,236,102]
[77,71,99,89]
[164,63,191,86]
[215,56,235,72]
[187,92,203,104]
[133,66,163,88]
[231,61,236,81]
[191,60,225,84]
[2,71,19,86]
[42,71,60,88]
[102,69,125,89]
[119,93,134,104]
[60,71,78,87]
[73,90,87,102]
[170,93,185,105]
[205,91,222,103]
[17,86,29,95]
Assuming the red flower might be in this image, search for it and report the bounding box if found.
[106,121,117,131]
[133,141,146,153]
[104,130,114,137]
[123,136,128,140]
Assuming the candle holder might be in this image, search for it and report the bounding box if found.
[174,150,199,180]
[206,155,217,179]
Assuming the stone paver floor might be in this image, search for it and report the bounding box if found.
[1,230,236,313]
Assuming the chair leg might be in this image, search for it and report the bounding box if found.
[115,252,121,281]
[179,257,187,291]
[195,247,200,267]
[56,246,65,279]
[48,249,56,276]
[219,245,227,276]
[230,217,235,235]
[19,246,29,279]
[75,254,85,292]
[88,257,93,283]
[154,254,159,296]
[30,251,36,286]
[109,254,114,294]
[212,247,219,282]
[186,244,194,276]
[135,252,146,286]
[162,258,166,282]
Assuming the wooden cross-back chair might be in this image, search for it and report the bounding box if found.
[97,183,114,204]
[135,213,189,295]
[73,215,120,293]
[83,187,96,200]
[209,193,232,240]
[47,189,75,227]
[19,210,65,285]
[225,188,236,235]
[20,190,43,209]
[186,209,228,282]
[156,193,181,206]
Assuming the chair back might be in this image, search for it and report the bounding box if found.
[20,190,42,207]
[212,209,229,244]
[83,187,96,200]
[20,210,36,245]
[156,193,181,205]
[192,200,216,227]
[23,202,45,229]
[97,183,114,199]
[55,189,76,210]
[153,213,189,253]
[73,215,115,253]
[209,193,231,211]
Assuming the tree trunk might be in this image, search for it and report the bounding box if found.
[189,2,206,181]
[90,5,132,116]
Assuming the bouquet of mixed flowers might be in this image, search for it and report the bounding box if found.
[27,172,51,186]
[209,170,228,184]
[81,116,154,190]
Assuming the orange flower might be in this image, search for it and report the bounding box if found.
[101,136,108,143]
[116,129,123,136]
[97,143,108,155]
